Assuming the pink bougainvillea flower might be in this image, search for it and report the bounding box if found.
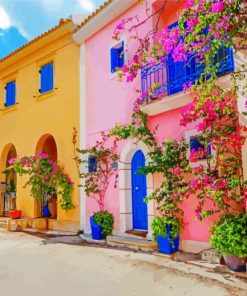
[38,152,49,159]
[173,166,182,175]
[212,2,224,13]
[66,177,74,185]
[8,157,17,165]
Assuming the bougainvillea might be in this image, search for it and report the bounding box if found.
[6,153,74,210]
[110,0,247,226]
[113,0,246,85]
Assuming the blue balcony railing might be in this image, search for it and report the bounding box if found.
[141,47,234,103]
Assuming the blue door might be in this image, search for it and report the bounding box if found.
[131,150,148,230]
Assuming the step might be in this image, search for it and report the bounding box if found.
[0,221,7,228]
[125,229,148,238]
[107,235,157,252]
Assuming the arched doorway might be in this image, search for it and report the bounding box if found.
[118,139,154,239]
[35,134,58,218]
[0,144,17,216]
[131,150,148,230]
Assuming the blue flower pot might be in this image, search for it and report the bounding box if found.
[90,216,106,240]
[43,204,51,217]
[157,226,179,254]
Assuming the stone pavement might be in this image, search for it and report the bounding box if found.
[0,228,246,296]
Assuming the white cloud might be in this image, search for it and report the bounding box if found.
[0,6,11,29]
[78,0,95,12]
[40,0,64,12]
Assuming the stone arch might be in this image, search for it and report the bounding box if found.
[35,134,58,218]
[118,138,154,239]
[0,144,17,215]
[35,134,58,161]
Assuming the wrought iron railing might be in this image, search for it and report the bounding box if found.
[141,47,234,104]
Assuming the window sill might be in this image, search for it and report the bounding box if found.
[36,89,56,102]
[1,104,18,114]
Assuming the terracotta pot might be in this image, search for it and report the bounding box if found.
[9,210,22,219]
[223,254,247,272]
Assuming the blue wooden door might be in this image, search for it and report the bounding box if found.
[131,150,148,230]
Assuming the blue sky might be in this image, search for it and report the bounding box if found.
[0,0,105,59]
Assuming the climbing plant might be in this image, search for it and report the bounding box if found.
[5,153,74,210]
[73,128,119,212]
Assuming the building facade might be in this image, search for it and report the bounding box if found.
[0,18,82,232]
[74,0,239,253]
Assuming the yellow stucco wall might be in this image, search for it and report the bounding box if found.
[0,23,81,231]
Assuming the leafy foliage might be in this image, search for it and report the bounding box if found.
[5,153,74,210]
[210,214,247,257]
[93,211,114,236]
[151,216,180,243]
[110,111,157,147]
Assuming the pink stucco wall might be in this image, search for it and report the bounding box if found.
[84,0,213,242]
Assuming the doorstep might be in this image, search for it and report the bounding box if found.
[107,235,158,252]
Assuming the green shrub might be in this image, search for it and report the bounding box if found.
[151,216,180,242]
[93,211,114,236]
[210,214,247,258]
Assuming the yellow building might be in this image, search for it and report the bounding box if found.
[0,18,81,232]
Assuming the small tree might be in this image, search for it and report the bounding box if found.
[73,128,119,212]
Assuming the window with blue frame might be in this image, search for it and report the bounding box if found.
[190,136,211,160]
[110,41,124,73]
[5,81,16,107]
[88,156,97,173]
[39,62,54,94]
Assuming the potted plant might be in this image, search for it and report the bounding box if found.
[90,211,114,240]
[210,214,247,272]
[9,210,22,219]
[151,216,180,254]
[73,129,119,240]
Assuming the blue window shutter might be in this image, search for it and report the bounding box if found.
[88,157,97,173]
[190,137,199,152]
[111,47,118,73]
[5,81,16,107]
[111,41,124,73]
[47,63,54,91]
[40,63,54,93]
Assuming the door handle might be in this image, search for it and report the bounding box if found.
[135,186,139,190]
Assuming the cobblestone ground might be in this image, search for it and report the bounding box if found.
[0,229,245,296]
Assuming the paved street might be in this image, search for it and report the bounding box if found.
[0,229,245,296]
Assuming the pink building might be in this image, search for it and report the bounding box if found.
[73,0,235,252]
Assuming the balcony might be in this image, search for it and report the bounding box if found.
[141,47,234,109]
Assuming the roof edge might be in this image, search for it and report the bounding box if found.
[0,18,73,66]
[73,0,136,44]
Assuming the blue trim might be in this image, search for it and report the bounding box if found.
[88,157,97,173]
[131,150,148,230]
[141,22,234,102]
[40,62,54,94]
[5,81,16,107]
[110,41,124,73]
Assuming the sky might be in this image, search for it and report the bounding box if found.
[0,0,105,59]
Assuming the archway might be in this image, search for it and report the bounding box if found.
[0,144,17,216]
[35,134,58,218]
[119,139,154,239]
